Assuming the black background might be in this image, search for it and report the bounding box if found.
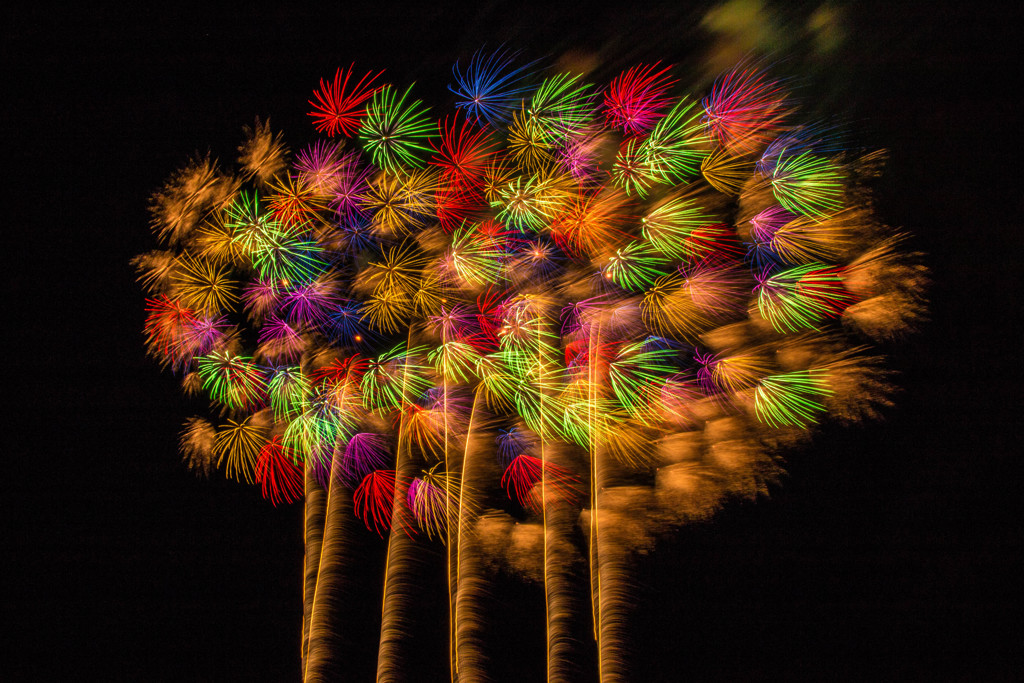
[4,2,1020,680]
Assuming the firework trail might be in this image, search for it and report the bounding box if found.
[137,36,926,682]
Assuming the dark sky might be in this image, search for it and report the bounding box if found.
[4,2,1020,681]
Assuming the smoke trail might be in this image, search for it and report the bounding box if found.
[300,463,325,675]
[305,447,361,681]
[543,446,585,683]
[590,441,631,680]
[592,488,656,681]
[377,339,422,683]
[454,395,494,681]
[375,440,420,682]
[443,380,455,683]
[587,322,630,682]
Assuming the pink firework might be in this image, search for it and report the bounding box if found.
[279,278,337,328]
[340,433,391,487]
[428,303,478,341]
[257,315,306,362]
[702,66,790,154]
[330,151,374,222]
[182,312,231,358]
[241,279,282,322]
[749,206,797,242]
[294,139,347,196]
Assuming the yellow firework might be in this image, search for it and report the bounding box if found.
[192,213,247,267]
[603,418,657,470]
[770,214,852,263]
[171,251,237,314]
[708,351,773,393]
[700,147,752,195]
[640,273,712,341]
[413,269,447,318]
[481,153,518,206]
[363,169,437,237]
[213,414,269,484]
[507,107,557,173]
[362,290,414,335]
[552,186,631,257]
[361,242,427,300]
[641,265,749,342]
[410,464,460,542]
[266,173,328,229]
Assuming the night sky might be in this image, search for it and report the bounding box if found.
[4,2,1019,681]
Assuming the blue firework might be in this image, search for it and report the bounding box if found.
[325,299,375,346]
[449,47,539,128]
[756,124,847,176]
[495,426,534,467]
[337,213,378,254]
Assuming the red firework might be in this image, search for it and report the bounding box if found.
[308,64,385,137]
[604,62,677,135]
[354,470,415,537]
[309,354,369,389]
[255,436,304,506]
[144,295,199,367]
[435,180,487,233]
[501,454,581,513]
[430,114,497,188]
[353,470,397,536]
[682,222,744,265]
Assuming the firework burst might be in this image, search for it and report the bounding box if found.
[138,48,925,682]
